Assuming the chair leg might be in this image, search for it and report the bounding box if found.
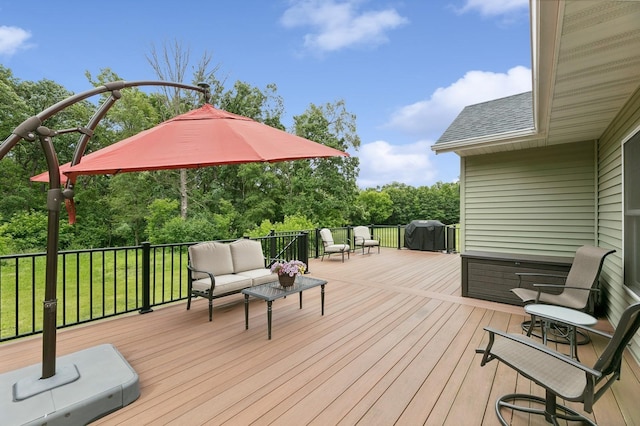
[208,298,213,322]
[496,392,596,426]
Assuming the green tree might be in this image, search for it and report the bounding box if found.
[283,100,360,226]
[352,189,393,224]
[0,215,16,255]
[245,214,317,238]
[381,182,417,224]
[4,210,49,251]
[432,181,460,224]
[106,172,159,245]
[145,198,180,237]
[0,66,29,139]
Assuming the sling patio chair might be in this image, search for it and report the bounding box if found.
[319,228,350,262]
[353,225,380,254]
[478,301,640,426]
[511,245,615,341]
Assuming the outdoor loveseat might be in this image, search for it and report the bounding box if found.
[187,238,277,321]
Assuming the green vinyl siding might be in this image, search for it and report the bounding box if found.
[462,141,596,256]
[597,86,640,361]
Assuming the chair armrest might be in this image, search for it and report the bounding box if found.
[575,324,613,340]
[515,272,569,279]
[515,272,568,288]
[532,283,600,293]
[479,326,602,377]
[186,265,216,290]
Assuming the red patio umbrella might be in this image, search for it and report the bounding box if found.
[31,104,348,183]
[3,82,351,422]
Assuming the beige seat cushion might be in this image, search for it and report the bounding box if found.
[230,239,266,273]
[325,243,350,253]
[191,274,252,296]
[189,241,234,279]
[238,269,278,286]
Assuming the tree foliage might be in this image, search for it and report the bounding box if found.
[352,189,393,224]
[0,63,459,253]
[245,214,317,238]
[380,181,459,225]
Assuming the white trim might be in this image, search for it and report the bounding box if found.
[432,128,539,154]
[624,286,640,303]
[621,123,640,145]
[621,125,640,297]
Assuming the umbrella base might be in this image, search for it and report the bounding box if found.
[0,343,139,425]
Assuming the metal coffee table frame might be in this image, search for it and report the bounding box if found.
[242,275,327,339]
[524,304,597,360]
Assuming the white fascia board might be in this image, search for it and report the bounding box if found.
[431,128,540,154]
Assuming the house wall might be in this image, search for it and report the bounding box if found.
[458,88,640,363]
[460,141,597,256]
[597,86,640,362]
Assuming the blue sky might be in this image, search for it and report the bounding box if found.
[0,0,532,188]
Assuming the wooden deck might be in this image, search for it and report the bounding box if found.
[2,248,639,425]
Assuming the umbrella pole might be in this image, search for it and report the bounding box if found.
[39,132,63,379]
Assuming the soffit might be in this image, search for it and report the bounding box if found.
[545,0,640,146]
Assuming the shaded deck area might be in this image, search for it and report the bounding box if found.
[1,248,639,425]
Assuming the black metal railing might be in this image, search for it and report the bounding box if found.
[0,224,458,342]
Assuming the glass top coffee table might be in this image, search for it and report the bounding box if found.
[241,275,328,339]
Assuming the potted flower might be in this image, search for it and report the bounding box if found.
[270,260,306,287]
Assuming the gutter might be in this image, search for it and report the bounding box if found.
[432,127,540,154]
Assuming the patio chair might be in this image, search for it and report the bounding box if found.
[478,301,640,426]
[353,226,380,254]
[319,228,350,262]
[511,245,615,339]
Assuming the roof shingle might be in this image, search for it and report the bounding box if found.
[436,91,533,144]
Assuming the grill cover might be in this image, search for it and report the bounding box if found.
[404,220,446,251]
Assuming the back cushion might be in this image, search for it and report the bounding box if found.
[230,239,266,273]
[189,241,234,279]
[320,228,334,246]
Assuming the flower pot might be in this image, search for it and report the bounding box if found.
[278,274,296,287]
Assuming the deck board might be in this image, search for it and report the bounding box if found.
[1,248,639,425]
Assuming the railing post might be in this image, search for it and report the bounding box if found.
[140,242,153,314]
[298,231,310,273]
[315,228,321,259]
[269,229,277,262]
[397,224,402,249]
[447,225,458,253]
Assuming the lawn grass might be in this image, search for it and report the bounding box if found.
[0,248,189,340]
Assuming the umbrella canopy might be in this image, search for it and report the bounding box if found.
[31,104,348,182]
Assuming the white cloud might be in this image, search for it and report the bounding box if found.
[457,0,529,17]
[386,65,532,138]
[359,65,531,187]
[280,0,408,52]
[0,25,32,56]
[357,139,436,188]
